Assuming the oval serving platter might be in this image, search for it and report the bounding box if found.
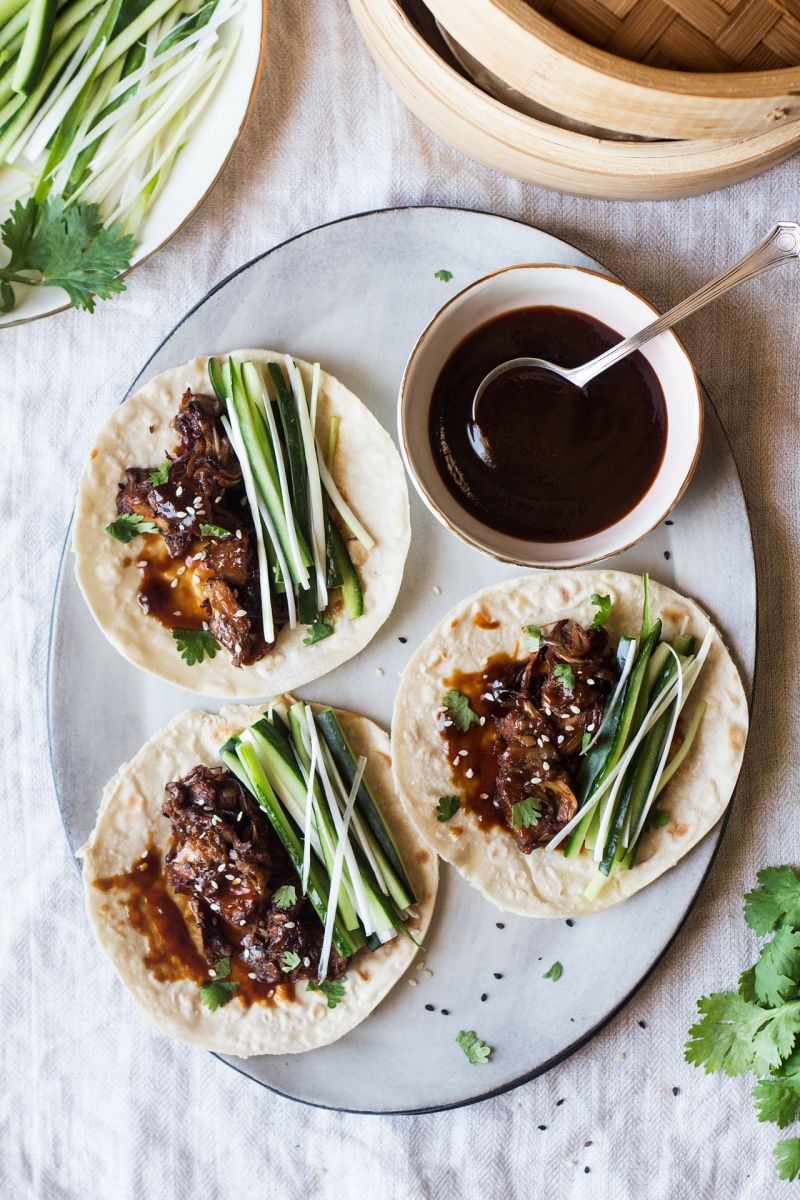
[0,0,266,329]
[48,206,755,1113]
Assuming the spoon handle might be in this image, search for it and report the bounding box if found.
[568,222,800,389]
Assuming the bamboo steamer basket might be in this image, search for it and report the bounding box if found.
[426,0,800,140]
[349,0,800,198]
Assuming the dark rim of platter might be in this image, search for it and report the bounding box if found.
[46,203,759,1116]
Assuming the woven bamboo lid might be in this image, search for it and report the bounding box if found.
[349,0,800,198]
[426,0,800,138]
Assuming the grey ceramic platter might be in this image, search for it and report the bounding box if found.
[49,207,755,1114]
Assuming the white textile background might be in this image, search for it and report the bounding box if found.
[2,1,800,1196]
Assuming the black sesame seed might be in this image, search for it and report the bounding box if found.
[673,1086,680,1096]
[441,1009,450,1015]
[584,1167,591,1174]
[566,919,574,927]
[664,551,671,560]
[496,922,505,929]
[570,1017,575,1022]
[638,1020,647,1029]
[665,519,673,525]
[398,636,407,643]
[481,993,487,1002]
[494,972,503,979]
[425,1004,434,1011]
[556,1099,565,1106]
[538,1124,547,1130]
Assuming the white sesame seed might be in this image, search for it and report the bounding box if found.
[211,881,218,890]
[408,977,418,987]
[570,705,581,715]
[216,862,225,871]
[565,725,574,731]
[234,609,247,617]
[216,495,223,503]
[202,621,209,631]
[532,776,541,784]
[170,579,178,588]
[542,735,550,743]
[173,610,181,617]
[544,707,552,716]
[433,585,441,594]
[211,904,221,912]
[240,496,247,506]
[141,850,148,859]
[285,922,296,929]
[233,878,241,885]
[458,749,468,757]
[423,968,432,978]
[558,735,564,744]
[176,486,183,497]
[137,560,146,567]
[176,566,186,575]
[249,972,257,980]
[466,768,474,779]
[239,920,246,926]
[303,957,310,967]
[537,738,543,748]
[479,716,485,726]
[376,667,384,677]
[242,950,249,960]
[208,969,216,977]
[543,762,550,772]
[443,719,453,727]
[452,758,460,767]
[237,811,243,821]
[235,529,242,539]
[588,723,596,732]
[234,643,241,654]
[480,793,489,799]
[482,693,494,702]
[175,510,187,518]
[225,874,234,880]
[416,961,424,970]
[587,678,595,685]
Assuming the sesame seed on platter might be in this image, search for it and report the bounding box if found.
[408,978,418,987]
[433,585,441,594]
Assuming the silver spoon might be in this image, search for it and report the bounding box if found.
[471,221,800,423]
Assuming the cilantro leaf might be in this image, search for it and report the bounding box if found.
[738,965,758,1003]
[199,957,239,1011]
[512,796,542,829]
[755,926,800,1007]
[147,459,171,485]
[580,731,591,756]
[282,951,301,972]
[200,523,230,538]
[775,1139,800,1181]
[553,663,575,690]
[303,618,334,646]
[0,197,134,313]
[751,1003,800,1075]
[434,269,453,282]
[684,992,772,1076]
[456,1029,491,1064]
[745,866,800,936]
[172,628,220,666]
[522,624,541,652]
[273,884,297,908]
[543,961,563,981]
[590,593,611,629]
[649,809,670,828]
[436,795,460,822]
[307,978,346,1009]
[753,1077,800,1128]
[443,689,480,732]
[105,513,159,543]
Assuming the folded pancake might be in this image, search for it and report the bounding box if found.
[391,570,748,917]
[73,352,410,697]
[80,703,437,1056]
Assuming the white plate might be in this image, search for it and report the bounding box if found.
[0,0,265,328]
[48,207,755,1112]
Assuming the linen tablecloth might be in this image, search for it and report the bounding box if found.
[3,1,799,1195]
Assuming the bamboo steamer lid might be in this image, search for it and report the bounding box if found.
[348,0,800,198]
[426,0,800,139]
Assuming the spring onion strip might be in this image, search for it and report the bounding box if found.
[584,637,637,755]
[301,735,318,894]
[326,415,339,474]
[220,411,274,643]
[255,495,296,628]
[654,702,706,798]
[287,356,328,612]
[249,363,309,591]
[309,360,320,428]
[97,0,180,71]
[625,646,684,849]
[306,708,375,936]
[318,755,366,982]
[105,0,234,101]
[547,643,704,853]
[315,440,374,551]
[319,741,390,897]
[22,38,107,164]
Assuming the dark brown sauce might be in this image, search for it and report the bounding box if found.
[439,653,518,833]
[93,841,287,1008]
[473,611,500,630]
[135,533,210,630]
[429,306,668,543]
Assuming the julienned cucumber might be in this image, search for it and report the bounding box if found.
[325,513,363,619]
[12,0,56,94]
[316,707,415,905]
